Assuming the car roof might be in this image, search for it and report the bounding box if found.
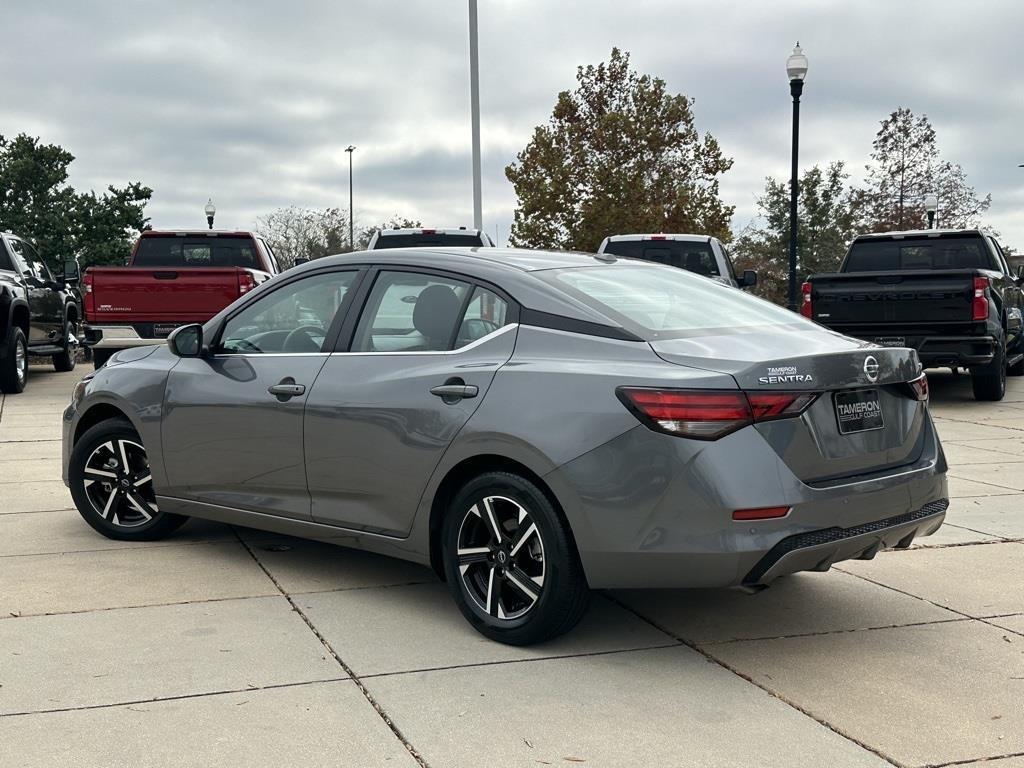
[288,247,652,328]
[377,228,483,236]
[853,228,984,241]
[140,230,259,238]
[604,233,713,243]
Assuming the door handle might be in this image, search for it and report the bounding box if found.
[430,383,478,400]
[268,381,306,399]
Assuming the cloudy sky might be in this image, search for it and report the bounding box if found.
[3,0,1022,248]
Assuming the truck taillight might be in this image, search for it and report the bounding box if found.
[972,276,989,322]
[238,271,257,295]
[83,271,95,316]
[800,281,813,318]
[617,388,817,440]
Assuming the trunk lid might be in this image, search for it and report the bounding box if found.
[85,267,248,324]
[650,328,928,483]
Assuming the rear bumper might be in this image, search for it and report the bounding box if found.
[84,324,166,350]
[741,499,947,585]
[835,331,997,367]
[549,414,948,590]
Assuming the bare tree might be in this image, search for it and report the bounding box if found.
[255,206,349,268]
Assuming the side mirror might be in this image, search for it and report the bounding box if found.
[167,323,204,358]
[741,270,758,288]
[63,259,81,285]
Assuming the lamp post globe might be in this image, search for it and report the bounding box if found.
[204,199,216,230]
[924,193,938,229]
[786,43,808,312]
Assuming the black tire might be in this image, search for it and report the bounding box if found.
[442,471,589,645]
[69,418,188,541]
[0,327,28,394]
[92,348,114,370]
[52,318,77,372]
[972,342,1006,401]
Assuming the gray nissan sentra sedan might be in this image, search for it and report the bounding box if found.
[62,247,948,645]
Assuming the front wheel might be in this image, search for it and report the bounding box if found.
[442,471,589,645]
[52,318,77,372]
[69,419,187,540]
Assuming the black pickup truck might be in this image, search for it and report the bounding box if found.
[802,229,1024,401]
[0,232,82,394]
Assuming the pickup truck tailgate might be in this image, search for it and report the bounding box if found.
[86,267,247,323]
[809,270,975,326]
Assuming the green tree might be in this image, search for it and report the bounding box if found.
[732,162,863,305]
[861,107,990,230]
[505,48,734,252]
[0,133,151,268]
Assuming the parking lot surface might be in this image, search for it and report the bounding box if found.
[1,365,1022,767]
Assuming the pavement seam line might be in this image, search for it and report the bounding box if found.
[356,642,685,681]
[233,527,432,768]
[0,677,352,719]
[925,749,1024,768]
[946,473,1023,493]
[697,615,974,646]
[602,591,904,768]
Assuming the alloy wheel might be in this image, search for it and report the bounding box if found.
[456,495,546,620]
[15,338,26,386]
[82,439,158,527]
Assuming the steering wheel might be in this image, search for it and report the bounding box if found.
[283,325,325,352]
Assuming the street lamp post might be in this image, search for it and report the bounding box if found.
[924,193,938,229]
[204,199,216,230]
[468,0,483,230]
[786,43,808,312]
[345,145,356,251]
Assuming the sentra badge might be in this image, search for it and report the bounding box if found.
[758,365,813,385]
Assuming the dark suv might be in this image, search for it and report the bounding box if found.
[0,232,82,393]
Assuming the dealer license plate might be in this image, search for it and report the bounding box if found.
[154,323,181,338]
[873,336,905,348]
[834,389,884,435]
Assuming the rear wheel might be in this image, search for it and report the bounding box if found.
[69,419,187,540]
[0,327,28,394]
[442,471,589,645]
[972,342,1006,401]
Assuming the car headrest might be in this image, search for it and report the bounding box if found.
[412,284,461,348]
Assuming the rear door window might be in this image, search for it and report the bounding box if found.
[455,287,509,348]
[351,271,472,352]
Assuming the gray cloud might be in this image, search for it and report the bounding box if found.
[1,0,1020,248]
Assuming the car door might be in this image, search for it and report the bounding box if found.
[304,268,518,535]
[10,239,63,344]
[160,267,363,520]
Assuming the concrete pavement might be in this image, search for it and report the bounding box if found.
[1,363,1022,767]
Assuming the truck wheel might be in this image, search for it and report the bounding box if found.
[92,349,114,370]
[972,344,1006,401]
[0,328,28,394]
[52,319,77,372]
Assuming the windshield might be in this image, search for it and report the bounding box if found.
[372,233,485,249]
[844,235,996,272]
[601,239,720,277]
[543,264,802,339]
[134,237,258,268]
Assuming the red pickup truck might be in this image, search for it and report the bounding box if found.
[83,230,280,368]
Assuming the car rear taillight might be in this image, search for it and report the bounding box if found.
[972,276,989,322]
[238,271,257,295]
[800,281,813,318]
[617,388,818,440]
[906,373,929,402]
[83,271,95,317]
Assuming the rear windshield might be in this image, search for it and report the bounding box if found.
[601,239,720,277]
[372,233,485,249]
[542,264,801,340]
[133,237,258,268]
[844,236,996,272]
